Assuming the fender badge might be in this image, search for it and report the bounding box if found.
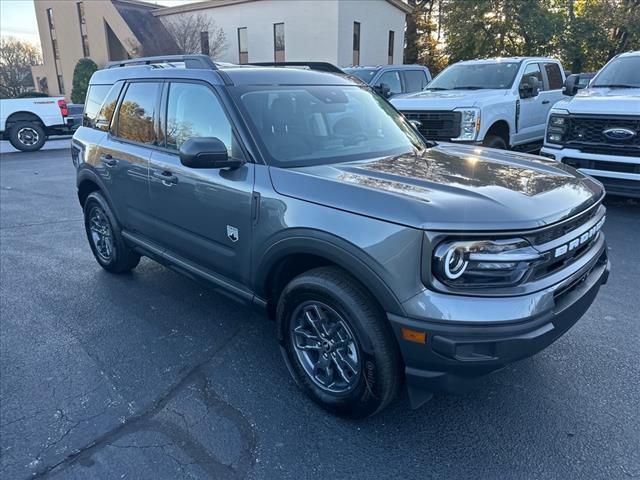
[227,225,239,243]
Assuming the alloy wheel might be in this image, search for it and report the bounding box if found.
[89,206,114,262]
[290,301,361,394]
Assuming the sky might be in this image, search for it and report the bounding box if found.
[0,0,195,47]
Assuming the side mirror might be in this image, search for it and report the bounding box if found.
[563,74,580,96]
[374,82,392,98]
[179,137,244,169]
[520,76,540,99]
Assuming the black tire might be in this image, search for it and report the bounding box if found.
[276,266,402,418]
[9,121,46,152]
[482,134,508,150]
[83,191,140,273]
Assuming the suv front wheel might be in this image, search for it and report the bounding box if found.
[83,191,140,273]
[277,267,402,418]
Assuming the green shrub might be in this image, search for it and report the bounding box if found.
[71,58,98,104]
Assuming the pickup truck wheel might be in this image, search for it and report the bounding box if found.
[83,192,140,273]
[482,134,507,150]
[277,266,402,418]
[9,121,46,152]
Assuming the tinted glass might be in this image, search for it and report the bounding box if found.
[427,62,519,90]
[402,70,428,92]
[116,82,160,144]
[544,63,563,89]
[591,56,640,88]
[83,85,111,127]
[520,63,543,89]
[234,85,426,167]
[343,67,379,83]
[165,82,234,154]
[378,70,402,94]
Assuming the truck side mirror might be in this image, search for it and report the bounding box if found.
[519,76,541,99]
[374,83,392,98]
[563,74,580,96]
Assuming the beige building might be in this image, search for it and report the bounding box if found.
[31,0,177,98]
[32,0,410,100]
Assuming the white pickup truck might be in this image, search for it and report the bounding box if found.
[0,96,80,151]
[541,50,640,198]
[390,57,566,151]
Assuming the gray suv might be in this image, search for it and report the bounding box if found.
[73,55,610,418]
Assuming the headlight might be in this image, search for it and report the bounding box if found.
[546,111,569,145]
[432,238,543,288]
[453,108,481,141]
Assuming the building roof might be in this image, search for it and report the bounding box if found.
[112,0,181,55]
[152,0,413,17]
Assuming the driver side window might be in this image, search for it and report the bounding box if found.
[520,63,543,89]
[377,70,402,95]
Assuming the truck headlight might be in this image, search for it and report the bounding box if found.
[546,112,569,145]
[432,238,543,288]
[453,108,481,141]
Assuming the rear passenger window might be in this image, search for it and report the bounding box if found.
[83,85,111,128]
[402,70,428,92]
[544,63,563,90]
[165,82,235,153]
[116,82,160,144]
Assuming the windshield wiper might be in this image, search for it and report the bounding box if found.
[424,87,448,91]
[452,86,485,90]
[591,84,638,88]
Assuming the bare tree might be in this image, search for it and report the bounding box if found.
[161,14,228,59]
[0,37,42,99]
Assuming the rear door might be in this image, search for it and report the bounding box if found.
[99,81,161,235]
[148,81,254,284]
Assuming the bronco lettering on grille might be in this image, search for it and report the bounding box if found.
[553,217,605,258]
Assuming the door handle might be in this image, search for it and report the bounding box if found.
[100,154,117,167]
[542,100,550,105]
[153,170,178,186]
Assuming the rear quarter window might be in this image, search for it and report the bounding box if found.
[83,83,122,131]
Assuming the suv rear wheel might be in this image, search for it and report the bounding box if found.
[83,191,140,273]
[277,266,402,418]
[9,121,46,152]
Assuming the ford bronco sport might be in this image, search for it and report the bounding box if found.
[73,55,610,418]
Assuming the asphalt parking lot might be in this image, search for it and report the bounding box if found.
[1,142,638,480]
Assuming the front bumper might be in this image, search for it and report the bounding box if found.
[388,240,609,405]
[541,145,640,198]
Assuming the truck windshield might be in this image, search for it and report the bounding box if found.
[425,62,520,90]
[343,68,379,84]
[590,56,640,88]
[233,85,428,167]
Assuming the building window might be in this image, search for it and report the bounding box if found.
[46,8,55,30]
[200,31,210,56]
[77,2,89,57]
[273,23,284,62]
[237,27,248,64]
[57,75,65,94]
[52,39,60,59]
[77,2,86,25]
[388,31,394,64]
[82,35,90,57]
[353,22,361,66]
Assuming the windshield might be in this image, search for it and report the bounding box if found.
[343,68,379,84]
[233,85,427,167]
[426,62,520,90]
[591,56,640,88]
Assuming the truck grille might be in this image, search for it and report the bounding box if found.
[563,157,640,174]
[565,115,640,157]
[401,111,461,140]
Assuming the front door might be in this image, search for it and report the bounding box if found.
[515,63,547,145]
[148,81,254,285]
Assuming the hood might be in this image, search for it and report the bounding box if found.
[269,145,603,231]
[555,87,640,115]
[390,89,507,110]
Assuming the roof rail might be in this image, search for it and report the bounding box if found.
[107,54,218,70]
[248,61,343,74]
